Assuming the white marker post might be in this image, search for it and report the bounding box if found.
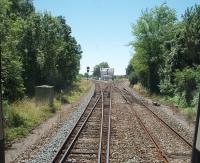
[192,93,200,162]
[0,47,5,163]
[0,93,4,163]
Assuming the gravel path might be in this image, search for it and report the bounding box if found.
[27,84,95,163]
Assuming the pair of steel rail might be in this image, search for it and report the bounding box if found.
[51,84,112,163]
[115,85,192,163]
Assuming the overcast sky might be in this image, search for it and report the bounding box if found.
[34,0,200,75]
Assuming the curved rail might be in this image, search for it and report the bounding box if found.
[98,89,104,163]
[106,86,112,163]
[123,86,193,149]
[114,86,169,163]
[98,85,112,163]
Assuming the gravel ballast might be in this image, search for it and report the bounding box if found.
[29,84,95,163]
[122,84,194,143]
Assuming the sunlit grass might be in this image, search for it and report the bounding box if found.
[132,83,197,119]
[3,79,92,143]
[62,79,92,104]
[4,99,53,142]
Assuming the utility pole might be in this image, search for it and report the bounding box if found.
[87,66,90,81]
[0,92,4,163]
[0,41,5,163]
[192,93,200,162]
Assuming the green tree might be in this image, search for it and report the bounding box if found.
[1,0,26,101]
[130,4,176,93]
[1,0,82,101]
[126,60,134,76]
[160,4,200,105]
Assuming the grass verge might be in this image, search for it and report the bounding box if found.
[3,79,92,143]
[132,83,197,122]
[3,99,54,143]
[61,79,92,104]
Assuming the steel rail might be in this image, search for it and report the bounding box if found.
[59,94,102,163]
[106,86,112,163]
[132,106,169,163]
[115,87,169,163]
[51,85,102,163]
[98,85,112,163]
[98,86,104,163]
[123,87,193,149]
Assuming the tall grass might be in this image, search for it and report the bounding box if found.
[132,83,198,116]
[3,79,92,143]
[3,99,54,142]
[61,79,92,104]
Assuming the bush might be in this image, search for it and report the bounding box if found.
[174,66,200,106]
[3,99,53,142]
[159,78,175,96]
[129,72,138,85]
[3,101,25,128]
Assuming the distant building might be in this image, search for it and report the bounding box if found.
[100,68,114,80]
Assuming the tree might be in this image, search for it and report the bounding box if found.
[126,60,134,76]
[128,4,200,106]
[1,0,82,101]
[130,4,176,93]
[160,4,200,105]
[1,0,26,101]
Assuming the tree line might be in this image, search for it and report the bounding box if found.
[1,0,82,101]
[127,3,200,107]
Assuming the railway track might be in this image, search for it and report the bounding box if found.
[122,86,192,148]
[115,85,192,162]
[51,83,112,163]
[113,86,169,162]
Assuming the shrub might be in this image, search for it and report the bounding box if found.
[174,66,200,106]
[129,72,138,85]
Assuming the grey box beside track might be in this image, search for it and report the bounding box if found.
[35,85,54,107]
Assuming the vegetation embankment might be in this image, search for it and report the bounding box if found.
[61,79,92,104]
[0,0,86,143]
[4,79,92,143]
[1,0,82,102]
[127,3,200,114]
[132,83,196,122]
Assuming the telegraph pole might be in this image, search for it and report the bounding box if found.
[86,66,90,80]
[192,93,200,162]
[0,93,4,163]
[0,39,5,163]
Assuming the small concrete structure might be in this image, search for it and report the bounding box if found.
[100,68,114,80]
[35,85,54,106]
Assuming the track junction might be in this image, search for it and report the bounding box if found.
[51,81,192,163]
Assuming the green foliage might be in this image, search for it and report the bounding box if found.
[3,100,53,142]
[93,62,109,78]
[160,4,200,106]
[128,4,200,107]
[130,3,176,92]
[128,72,138,85]
[1,0,82,101]
[174,66,200,106]
[126,60,134,76]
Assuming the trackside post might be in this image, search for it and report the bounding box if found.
[192,93,200,162]
[0,47,5,162]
